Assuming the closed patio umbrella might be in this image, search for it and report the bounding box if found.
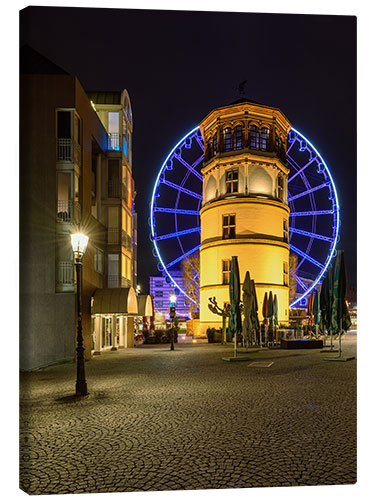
[320,265,335,350]
[312,287,320,337]
[267,291,274,345]
[229,256,242,358]
[242,271,252,348]
[331,250,352,357]
[250,279,260,344]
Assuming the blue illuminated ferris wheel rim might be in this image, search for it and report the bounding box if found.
[150,125,340,309]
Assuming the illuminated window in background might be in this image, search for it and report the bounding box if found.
[260,127,270,151]
[122,115,128,157]
[94,247,104,274]
[278,175,284,200]
[155,290,163,297]
[249,124,259,150]
[223,127,232,151]
[283,261,289,286]
[222,259,231,284]
[233,125,243,150]
[283,219,288,242]
[226,169,239,193]
[223,214,236,239]
[213,132,218,155]
[108,112,120,150]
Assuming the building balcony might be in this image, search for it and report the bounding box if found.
[107,275,131,288]
[56,200,81,224]
[108,133,120,151]
[57,138,81,163]
[56,261,74,292]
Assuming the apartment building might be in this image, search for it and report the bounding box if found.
[20,46,147,370]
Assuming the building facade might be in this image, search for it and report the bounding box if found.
[20,47,143,370]
[150,270,191,321]
[199,99,291,334]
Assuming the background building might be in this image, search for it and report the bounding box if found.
[199,98,291,334]
[20,46,144,370]
[150,269,191,321]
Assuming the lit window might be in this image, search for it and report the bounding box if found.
[275,133,279,153]
[94,247,104,274]
[260,127,270,151]
[225,169,239,194]
[222,259,231,284]
[155,290,163,297]
[249,125,259,150]
[213,133,218,155]
[283,261,289,286]
[283,219,288,242]
[233,125,243,150]
[223,214,236,239]
[278,174,284,200]
[223,127,232,151]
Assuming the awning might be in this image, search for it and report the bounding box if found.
[91,287,138,315]
[137,295,153,316]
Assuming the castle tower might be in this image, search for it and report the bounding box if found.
[199,99,292,334]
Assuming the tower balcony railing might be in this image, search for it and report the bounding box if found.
[57,139,81,163]
[56,200,81,224]
[108,180,121,198]
[121,230,132,251]
[108,133,120,151]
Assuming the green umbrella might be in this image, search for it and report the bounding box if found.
[229,256,242,357]
[250,279,260,342]
[267,291,274,345]
[262,292,268,324]
[242,271,252,347]
[312,287,320,337]
[273,294,278,327]
[320,265,333,333]
[332,250,352,356]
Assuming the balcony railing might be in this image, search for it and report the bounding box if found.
[108,180,121,198]
[108,133,120,151]
[57,261,74,285]
[57,200,81,223]
[121,230,132,251]
[108,228,120,245]
[57,139,81,163]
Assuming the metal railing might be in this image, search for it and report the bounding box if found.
[108,133,120,151]
[108,180,121,198]
[121,230,132,251]
[57,139,81,163]
[57,200,81,223]
[108,228,120,245]
[57,261,74,285]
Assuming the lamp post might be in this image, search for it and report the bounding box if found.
[71,232,89,396]
[169,293,177,351]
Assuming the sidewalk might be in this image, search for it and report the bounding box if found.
[20,333,356,494]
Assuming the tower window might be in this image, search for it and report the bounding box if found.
[283,261,289,286]
[278,174,284,200]
[249,125,259,150]
[283,219,288,242]
[225,169,239,194]
[260,127,270,151]
[223,214,236,239]
[222,259,231,284]
[223,127,232,151]
[233,125,243,150]
[275,133,280,153]
[213,133,218,155]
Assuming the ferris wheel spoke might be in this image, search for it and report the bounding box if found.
[288,182,330,202]
[192,154,205,169]
[154,226,200,241]
[289,269,308,291]
[289,227,333,242]
[288,158,317,183]
[289,244,324,269]
[160,178,203,200]
[175,154,203,181]
[165,244,201,269]
[182,271,199,292]
[154,207,200,216]
[194,132,204,151]
[290,209,334,217]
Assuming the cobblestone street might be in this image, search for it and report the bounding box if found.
[19,333,357,495]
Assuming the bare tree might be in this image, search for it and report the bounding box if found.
[208,297,230,344]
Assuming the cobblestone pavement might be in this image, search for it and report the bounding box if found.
[19,332,357,494]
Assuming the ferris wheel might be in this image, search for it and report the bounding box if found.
[149,126,339,308]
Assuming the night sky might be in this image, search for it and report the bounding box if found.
[20,7,357,292]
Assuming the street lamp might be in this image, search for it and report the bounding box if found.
[169,293,177,351]
[71,232,89,396]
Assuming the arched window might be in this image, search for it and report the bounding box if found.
[275,133,279,153]
[233,125,243,150]
[213,132,218,155]
[223,127,232,151]
[249,125,259,150]
[277,174,284,200]
[260,127,270,151]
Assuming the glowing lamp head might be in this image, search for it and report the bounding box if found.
[169,293,177,305]
[71,232,89,257]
